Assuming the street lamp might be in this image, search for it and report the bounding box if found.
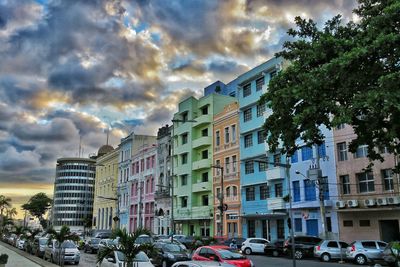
[255,157,296,267]
[171,118,196,240]
[211,165,224,238]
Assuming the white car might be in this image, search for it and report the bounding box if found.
[241,238,270,255]
[97,251,154,267]
[17,239,25,249]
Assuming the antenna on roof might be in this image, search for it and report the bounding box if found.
[78,135,82,158]
[106,128,110,145]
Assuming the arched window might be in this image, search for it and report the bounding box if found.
[226,186,231,197]
[232,186,238,196]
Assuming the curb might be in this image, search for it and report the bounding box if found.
[0,241,58,267]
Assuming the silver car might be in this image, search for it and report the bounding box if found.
[172,261,236,267]
[314,240,348,262]
[346,240,387,265]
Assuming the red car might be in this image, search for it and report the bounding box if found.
[192,245,254,267]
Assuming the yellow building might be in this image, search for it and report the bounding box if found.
[93,145,119,231]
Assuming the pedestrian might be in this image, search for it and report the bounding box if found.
[229,239,238,250]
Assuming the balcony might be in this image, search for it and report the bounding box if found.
[267,197,286,210]
[192,158,211,170]
[225,196,239,202]
[193,114,212,128]
[176,208,191,218]
[266,167,286,181]
[154,189,170,199]
[193,136,212,149]
[175,143,190,155]
[192,206,213,218]
[192,182,211,193]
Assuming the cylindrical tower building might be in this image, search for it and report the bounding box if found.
[52,157,96,233]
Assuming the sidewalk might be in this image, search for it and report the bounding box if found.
[0,242,57,267]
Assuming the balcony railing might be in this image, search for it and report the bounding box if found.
[154,189,170,199]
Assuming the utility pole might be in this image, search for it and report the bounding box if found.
[315,144,328,239]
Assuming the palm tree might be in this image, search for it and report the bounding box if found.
[6,208,17,219]
[12,225,26,236]
[46,225,80,266]
[0,195,11,217]
[97,228,156,267]
[22,228,42,254]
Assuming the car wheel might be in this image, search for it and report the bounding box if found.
[294,250,304,260]
[272,250,279,257]
[321,253,331,262]
[162,260,168,267]
[75,261,79,265]
[354,254,367,265]
[244,248,252,255]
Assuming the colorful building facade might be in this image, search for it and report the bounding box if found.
[213,101,242,238]
[173,94,236,236]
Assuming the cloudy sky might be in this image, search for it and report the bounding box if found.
[0,0,357,218]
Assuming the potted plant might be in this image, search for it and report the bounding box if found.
[0,253,8,267]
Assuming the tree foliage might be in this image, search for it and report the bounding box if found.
[0,195,11,217]
[97,228,156,267]
[260,0,400,168]
[46,225,80,266]
[22,192,52,229]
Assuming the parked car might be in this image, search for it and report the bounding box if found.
[98,239,117,255]
[223,238,246,248]
[32,237,48,257]
[43,240,80,265]
[283,235,322,260]
[345,240,387,265]
[172,261,237,267]
[152,242,191,267]
[157,239,187,250]
[314,240,348,262]
[264,240,284,257]
[135,234,154,245]
[94,231,112,239]
[382,241,399,267]
[84,238,101,254]
[16,238,26,250]
[97,251,154,267]
[240,238,270,255]
[192,245,254,267]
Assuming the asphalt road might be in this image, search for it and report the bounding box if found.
[77,251,97,266]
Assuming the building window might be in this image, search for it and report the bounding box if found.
[244,134,253,148]
[359,220,370,227]
[354,145,368,158]
[232,186,238,196]
[318,142,326,157]
[224,127,230,143]
[256,77,264,91]
[337,142,348,161]
[304,180,316,201]
[201,105,208,115]
[182,112,188,122]
[181,153,188,164]
[270,70,277,78]
[273,154,280,165]
[216,188,221,199]
[202,195,209,206]
[336,123,345,130]
[232,155,237,172]
[357,171,375,193]
[291,151,298,163]
[226,186,231,197]
[340,175,351,195]
[321,176,329,200]
[215,160,221,175]
[343,220,353,227]
[225,157,230,174]
[301,146,313,161]
[382,169,394,191]
[202,150,208,159]
[247,220,255,237]
[243,83,251,97]
[293,181,300,202]
[181,197,188,208]
[181,174,187,186]
[257,103,265,117]
[202,172,208,182]
[231,125,236,142]
[246,187,255,201]
[257,130,266,144]
[260,185,269,200]
[245,161,254,174]
[277,219,284,239]
[202,128,208,137]
[243,108,252,122]
[182,133,188,145]
[275,183,283,197]
[215,131,220,146]
[259,161,268,172]
[294,218,302,232]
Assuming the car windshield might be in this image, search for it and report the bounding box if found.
[136,236,153,244]
[62,242,76,248]
[39,239,48,245]
[218,249,245,260]
[116,251,149,262]
[91,239,100,244]
[164,244,183,252]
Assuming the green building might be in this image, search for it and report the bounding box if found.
[172,93,236,236]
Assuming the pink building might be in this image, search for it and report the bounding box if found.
[334,124,400,242]
[128,137,157,233]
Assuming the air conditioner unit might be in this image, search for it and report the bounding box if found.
[376,197,388,206]
[347,199,359,208]
[387,196,400,205]
[335,200,346,209]
[364,198,376,207]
